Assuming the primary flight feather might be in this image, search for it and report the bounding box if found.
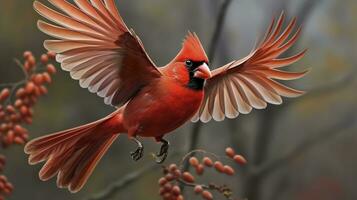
[25,0,307,193]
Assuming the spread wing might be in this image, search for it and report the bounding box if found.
[34,0,161,106]
[192,13,308,123]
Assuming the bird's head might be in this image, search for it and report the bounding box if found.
[170,32,211,90]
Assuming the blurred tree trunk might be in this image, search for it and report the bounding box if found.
[241,0,321,199]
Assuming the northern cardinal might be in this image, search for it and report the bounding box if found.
[25,0,307,193]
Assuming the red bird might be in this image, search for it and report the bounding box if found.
[25,0,308,193]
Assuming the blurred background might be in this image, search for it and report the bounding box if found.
[0,0,356,199]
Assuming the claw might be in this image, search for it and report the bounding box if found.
[130,147,144,161]
[130,137,144,161]
[155,139,169,164]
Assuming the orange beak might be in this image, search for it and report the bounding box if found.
[194,63,211,79]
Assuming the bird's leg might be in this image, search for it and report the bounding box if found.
[130,137,144,161]
[155,138,170,164]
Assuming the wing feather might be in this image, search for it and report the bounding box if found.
[34,1,105,39]
[38,21,97,41]
[193,13,307,122]
[48,0,111,36]
[237,75,267,109]
[230,77,252,114]
[35,0,161,107]
[222,80,239,119]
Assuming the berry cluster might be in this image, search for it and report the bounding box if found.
[158,147,247,200]
[0,51,56,147]
[0,50,57,199]
[0,156,13,200]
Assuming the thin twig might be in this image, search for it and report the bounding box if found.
[13,58,29,80]
[251,115,356,178]
[86,152,180,200]
[207,0,233,63]
[0,59,29,105]
[179,149,220,168]
[86,163,159,200]
[181,0,233,189]
[0,59,28,88]
[177,178,235,200]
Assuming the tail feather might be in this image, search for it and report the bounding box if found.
[59,134,118,192]
[24,121,99,154]
[24,115,121,193]
[27,127,90,165]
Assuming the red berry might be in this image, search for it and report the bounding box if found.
[23,51,32,59]
[225,147,235,158]
[162,193,172,200]
[0,88,10,102]
[0,112,5,120]
[33,86,41,97]
[14,99,23,108]
[14,137,25,145]
[6,130,15,144]
[202,157,213,167]
[159,177,168,186]
[25,82,35,94]
[189,157,199,167]
[24,61,31,71]
[163,183,172,192]
[27,56,36,68]
[16,88,26,98]
[172,186,181,196]
[202,190,213,200]
[46,64,57,74]
[194,185,203,194]
[165,173,175,181]
[169,164,178,172]
[233,155,247,165]
[0,123,7,132]
[39,86,48,95]
[5,105,15,114]
[42,72,52,83]
[223,165,235,176]
[33,74,44,85]
[214,161,225,173]
[173,169,181,178]
[195,164,204,175]
[41,54,49,64]
[182,172,195,183]
[20,106,28,116]
[10,114,19,123]
[14,125,26,135]
[47,51,56,59]
[159,187,166,195]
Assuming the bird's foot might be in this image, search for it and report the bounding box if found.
[130,137,144,161]
[155,139,169,164]
[131,146,144,161]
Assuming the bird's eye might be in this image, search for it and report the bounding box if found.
[185,60,193,68]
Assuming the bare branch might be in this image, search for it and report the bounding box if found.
[244,113,356,200]
[251,115,356,178]
[207,0,234,63]
[244,0,322,199]
[85,146,188,200]
[253,0,322,166]
[86,152,182,200]
[86,163,159,200]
